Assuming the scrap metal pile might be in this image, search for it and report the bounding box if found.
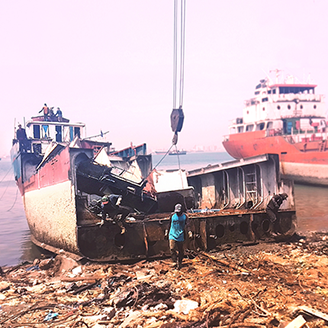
[0,232,328,328]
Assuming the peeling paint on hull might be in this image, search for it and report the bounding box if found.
[11,119,296,261]
[24,180,79,254]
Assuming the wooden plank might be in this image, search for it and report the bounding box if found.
[285,315,307,328]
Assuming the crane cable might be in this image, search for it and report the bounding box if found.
[173,0,186,109]
[172,0,186,193]
[178,0,186,109]
[171,0,186,146]
[147,1,187,191]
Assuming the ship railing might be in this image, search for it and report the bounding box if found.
[266,128,282,137]
[285,129,328,145]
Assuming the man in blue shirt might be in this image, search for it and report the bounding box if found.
[168,203,190,269]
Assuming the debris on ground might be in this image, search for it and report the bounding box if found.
[0,231,328,327]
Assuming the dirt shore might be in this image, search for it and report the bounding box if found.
[0,231,328,328]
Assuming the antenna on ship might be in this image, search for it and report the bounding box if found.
[269,69,282,84]
[170,0,186,147]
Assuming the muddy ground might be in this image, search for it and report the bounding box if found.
[0,231,328,328]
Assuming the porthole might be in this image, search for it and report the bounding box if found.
[247,110,249,114]
[262,107,265,111]
[215,224,225,238]
[288,105,291,110]
[277,105,281,110]
[300,105,303,109]
[314,105,317,109]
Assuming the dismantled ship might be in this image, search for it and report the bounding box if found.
[223,71,328,186]
[11,112,296,261]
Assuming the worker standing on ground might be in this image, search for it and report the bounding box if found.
[168,203,191,269]
[266,193,288,235]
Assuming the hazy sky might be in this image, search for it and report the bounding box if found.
[1,0,327,157]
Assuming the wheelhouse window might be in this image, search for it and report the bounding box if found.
[237,126,244,133]
[246,124,254,132]
[55,126,62,142]
[279,86,315,94]
[41,125,49,138]
[74,127,81,138]
[256,122,265,131]
[262,97,268,102]
[33,125,40,139]
[69,126,81,141]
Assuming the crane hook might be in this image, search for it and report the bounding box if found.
[171,105,184,145]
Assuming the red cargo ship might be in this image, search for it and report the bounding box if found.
[223,71,328,186]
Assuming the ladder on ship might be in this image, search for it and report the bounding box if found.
[244,166,263,209]
[320,140,326,151]
[245,172,257,208]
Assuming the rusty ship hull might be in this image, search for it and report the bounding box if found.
[11,115,296,261]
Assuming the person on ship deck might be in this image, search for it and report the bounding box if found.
[16,124,28,152]
[100,194,132,235]
[39,103,50,121]
[49,107,56,121]
[266,193,288,235]
[56,107,63,121]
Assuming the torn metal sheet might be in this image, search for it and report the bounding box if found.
[11,115,296,261]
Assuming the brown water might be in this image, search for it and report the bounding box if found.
[1,154,327,266]
[294,184,328,233]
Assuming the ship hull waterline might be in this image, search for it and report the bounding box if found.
[223,131,328,186]
[13,139,297,261]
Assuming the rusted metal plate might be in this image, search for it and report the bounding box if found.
[13,135,297,262]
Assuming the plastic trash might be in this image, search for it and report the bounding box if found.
[72,266,82,275]
[44,311,58,321]
[174,299,198,314]
[26,265,39,272]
